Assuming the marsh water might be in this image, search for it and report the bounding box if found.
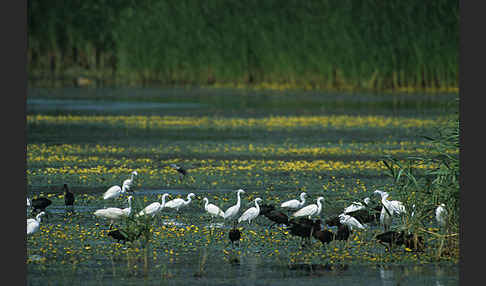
[26,87,459,285]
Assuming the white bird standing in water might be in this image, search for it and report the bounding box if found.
[202,197,225,218]
[27,211,45,235]
[292,197,324,219]
[344,197,371,214]
[223,189,246,221]
[238,198,262,224]
[338,213,367,230]
[281,192,307,210]
[138,193,169,217]
[436,203,448,228]
[121,196,134,216]
[122,171,138,191]
[94,196,132,228]
[374,190,406,215]
[103,184,129,200]
[164,193,195,212]
[373,190,406,231]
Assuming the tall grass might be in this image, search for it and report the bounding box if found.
[381,106,459,259]
[28,0,458,91]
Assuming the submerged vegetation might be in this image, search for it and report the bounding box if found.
[28,0,458,91]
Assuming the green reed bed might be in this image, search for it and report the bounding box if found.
[28,0,458,91]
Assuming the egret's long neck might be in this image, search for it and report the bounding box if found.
[317,199,323,213]
[300,194,306,204]
[255,200,260,212]
[128,198,132,208]
[203,199,208,209]
[381,195,389,206]
[185,195,192,204]
[236,192,241,207]
[161,195,168,207]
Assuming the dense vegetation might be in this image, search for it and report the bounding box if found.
[27,0,458,91]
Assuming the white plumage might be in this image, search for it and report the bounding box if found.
[281,192,306,209]
[203,197,225,218]
[374,190,406,231]
[165,193,195,211]
[27,197,31,207]
[138,193,169,217]
[121,196,134,216]
[436,203,448,228]
[103,184,128,200]
[27,211,45,235]
[344,197,371,214]
[292,196,324,219]
[380,207,393,231]
[223,189,245,220]
[238,198,262,224]
[122,171,138,191]
[374,190,406,215]
[94,196,132,226]
[338,213,367,230]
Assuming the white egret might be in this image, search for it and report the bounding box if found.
[27,211,45,235]
[122,171,138,191]
[343,197,370,214]
[238,198,263,224]
[138,193,169,217]
[374,190,406,231]
[27,198,31,207]
[121,196,134,216]
[373,190,406,215]
[94,196,132,227]
[436,203,448,228]
[379,207,393,231]
[103,184,129,200]
[292,197,324,219]
[164,193,195,212]
[202,197,225,218]
[281,192,307,209]
[338,213,367,231]
[223,189,246,221]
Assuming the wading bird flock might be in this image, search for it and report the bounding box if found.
[27,169,448,253]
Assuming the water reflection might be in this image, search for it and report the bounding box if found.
[379,266,396,286]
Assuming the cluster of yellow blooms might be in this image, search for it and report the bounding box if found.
[27,114,447,130]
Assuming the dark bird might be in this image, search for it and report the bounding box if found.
[375,231,425,252]
[107,229,130,243]
[286,218,322,246]
[107,229,142,244]
[326,205,381,227]
[63,184,75,206]
[334,222,351,241]
[313,228,334,245]
[29,197,52,214]
[259,204,289,228]
[259,203,276,216]
[229,222,241,247]
[375,230,404,250]
[170,164,187,178]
